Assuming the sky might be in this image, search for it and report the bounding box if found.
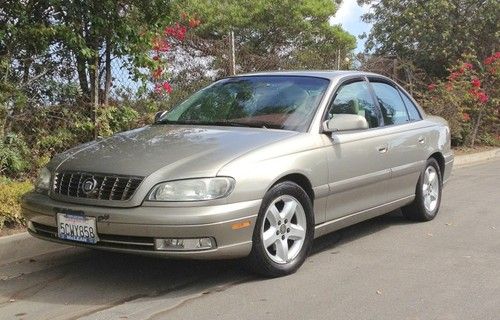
[330,0,372,53]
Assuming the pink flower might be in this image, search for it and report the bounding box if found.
[471,78,481,88]
[176,26,187,40]
[152,39,169,52]
[164,26,176,36]
[427,83,437,91]
[485,56,495,65]
[448,72,460,81]
[162,82,173,94]
[164,24,187,41]
[463,63,473,70]
[477,92,489,104]
[462,113,470,122]
[154,83,163,94]
[468,89,478,96]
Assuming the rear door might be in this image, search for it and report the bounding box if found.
[322,78,391,221]
[367,78,428,201]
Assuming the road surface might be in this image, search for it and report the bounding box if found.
[1,158,499,320]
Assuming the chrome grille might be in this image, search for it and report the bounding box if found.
[53,172,143,201]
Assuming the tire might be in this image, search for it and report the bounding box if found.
[245,181,314,277]
[402,158,442,222]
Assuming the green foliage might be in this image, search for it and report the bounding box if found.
[98,105,140,137]
[359,0,500,77]
[0,101,147,178]
[0,179,33,230]
[0,134,30,175]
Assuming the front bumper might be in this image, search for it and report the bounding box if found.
[21,192,260,259]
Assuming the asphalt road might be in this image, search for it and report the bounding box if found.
[1,158,499,320]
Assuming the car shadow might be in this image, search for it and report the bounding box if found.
[0,209,412,318]
[311,208,412,255]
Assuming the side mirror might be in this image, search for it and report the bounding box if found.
[154,111,167,123]
[322,114,369,132]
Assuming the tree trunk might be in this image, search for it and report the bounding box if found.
[76,56,90,100]
[22,58,31,84]
[470,108,484,147]
[393,58,398,80]
[103,37,112,105]
[228,31,236,76]
[91,53,99,139]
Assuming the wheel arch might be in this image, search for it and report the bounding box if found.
[271,173,315,205]
[428,152,445,176]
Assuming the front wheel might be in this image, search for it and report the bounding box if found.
[245,181,314,277]
[402,158,442,221]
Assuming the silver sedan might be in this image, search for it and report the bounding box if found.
[22,71,453,277]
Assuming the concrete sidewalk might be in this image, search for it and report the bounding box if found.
[453,148,499,167]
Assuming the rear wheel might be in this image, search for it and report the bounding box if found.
[246,181,314,277]
[402,158,442,221]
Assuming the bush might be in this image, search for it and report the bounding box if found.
[420,53,499,147]
[0,178,33,230]
[97,105,140,137]
[0,133,30,176]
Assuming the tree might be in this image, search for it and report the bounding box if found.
[160,0,356,104]
[1,0,173,138]
[176,0,355,70]
[358,0,500,77]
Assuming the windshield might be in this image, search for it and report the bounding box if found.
[159,76,330,132]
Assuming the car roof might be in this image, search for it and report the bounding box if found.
[228,70,386,81]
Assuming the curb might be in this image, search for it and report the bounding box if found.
[453,148,500,167]
[0,148,499,265]
[0,231,68,266]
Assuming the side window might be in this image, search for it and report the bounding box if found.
[326,81,379,128]
[370,82,409,125]
[400,91,422,121]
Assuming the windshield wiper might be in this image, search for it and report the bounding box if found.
[208,121,268,128]
[156,119,278,129]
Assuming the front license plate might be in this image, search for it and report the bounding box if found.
[57,213,99,244]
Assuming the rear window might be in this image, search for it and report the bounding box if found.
[400,91,422,121]
[370,82,409,125]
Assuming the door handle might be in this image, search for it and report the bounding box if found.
[418,136,425,144]
[377,145,388,153]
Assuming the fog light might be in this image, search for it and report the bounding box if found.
[154,237,215,251]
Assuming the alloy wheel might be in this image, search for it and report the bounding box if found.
[261,195,307,264]
[422,166,440,212]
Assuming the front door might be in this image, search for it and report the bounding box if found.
[322,79,391,221]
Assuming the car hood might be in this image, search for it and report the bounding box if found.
[54,125,297,179]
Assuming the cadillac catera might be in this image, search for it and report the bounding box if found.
[22,71,453,277]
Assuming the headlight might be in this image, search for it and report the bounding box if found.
[148,177,235,201]
[35,167,51,193]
